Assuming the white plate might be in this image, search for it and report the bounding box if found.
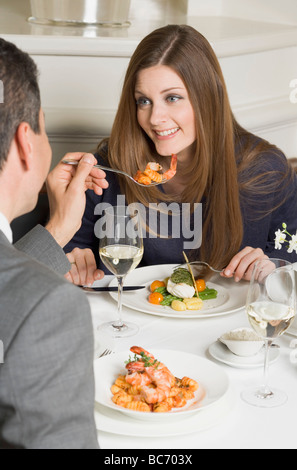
[108,264,248,319]
[94,387,234,437]
[208,341,280,369]
[94,349,229,422]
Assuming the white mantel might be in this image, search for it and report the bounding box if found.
[1,0,297,163]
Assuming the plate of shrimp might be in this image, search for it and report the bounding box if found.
[94,346,229,421]
[107,264,249,319]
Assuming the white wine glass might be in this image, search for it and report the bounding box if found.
[242,258,296,407]
[98,206,143,337]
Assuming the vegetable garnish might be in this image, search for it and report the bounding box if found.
[194,287,217,300]
[152,285,217,302]
[195,279,206,292]
[150,280,166,292]
[148,264,218,311]
[148,291,164,305]
[151,286,183,306]
[125,351,160,369]
[170,268,193,286]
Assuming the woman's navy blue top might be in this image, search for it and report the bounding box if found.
[64,146,297,272]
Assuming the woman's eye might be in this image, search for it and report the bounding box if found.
[136,97,151,107]
[166,95,182,103]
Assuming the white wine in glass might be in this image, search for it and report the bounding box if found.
[98,206,143,338]
[242,258,296,407]
[100,245,143,277]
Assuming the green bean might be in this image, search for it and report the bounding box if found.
[160,294,182,306]
[198,288,218,300]
[154,286,168,295]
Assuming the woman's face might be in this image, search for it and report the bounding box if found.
[135,65,197,162]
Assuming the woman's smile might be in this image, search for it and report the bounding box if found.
[154,127,180,138]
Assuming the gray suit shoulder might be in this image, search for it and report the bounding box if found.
[15,225,71,275]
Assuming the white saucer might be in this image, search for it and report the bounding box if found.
[208,341,280,369]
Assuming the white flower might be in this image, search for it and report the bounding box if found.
[274,229,286,250]
[274,223,297,254]
[287,234,297,253]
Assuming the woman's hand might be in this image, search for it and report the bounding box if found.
[221,246,268,282]
[65,248,104,286]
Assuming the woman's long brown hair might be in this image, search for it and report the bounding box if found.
[98,25,293,269]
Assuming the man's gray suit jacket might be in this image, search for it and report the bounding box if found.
[0,226,99,449]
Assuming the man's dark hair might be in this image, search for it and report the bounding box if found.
[0,38,41,171]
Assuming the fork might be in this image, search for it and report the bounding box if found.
[62,159,171,188]
[98,348,113,358]
[177,261,224,274]
[177,261,235,277]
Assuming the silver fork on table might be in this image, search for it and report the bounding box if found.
[98,349,113,358]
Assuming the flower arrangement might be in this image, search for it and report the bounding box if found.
[275,223,297,254]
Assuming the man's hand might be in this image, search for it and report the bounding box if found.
[45,153,108,247]
[65,248,104,286]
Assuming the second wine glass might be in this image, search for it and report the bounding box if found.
[98,206,144,338]
[242,258,296,407]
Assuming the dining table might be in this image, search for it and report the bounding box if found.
[86,269,297,450]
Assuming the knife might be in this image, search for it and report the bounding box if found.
[79,285,146,292]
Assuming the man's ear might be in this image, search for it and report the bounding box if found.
[15,122,34,170]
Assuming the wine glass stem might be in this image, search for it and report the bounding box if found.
[260,339,273,398]
[114,275,125,328]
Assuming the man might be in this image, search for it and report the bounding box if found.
[0,38,108,448]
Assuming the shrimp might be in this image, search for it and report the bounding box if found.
[146,162,163,171]
[125,354,152,388]
[125,370,152,388]
[133,154,177,185]
[133,170,152,185]
[126,346,175,404]
[111,347,199,413]
[162,154,177,181]
[144,163,163,183]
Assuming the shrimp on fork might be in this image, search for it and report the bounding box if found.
[134,154,177,185]
[144,162,163,183]
[133,170,152,186]
[161,154,178,181]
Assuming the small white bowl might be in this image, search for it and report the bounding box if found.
[219,328,264,357]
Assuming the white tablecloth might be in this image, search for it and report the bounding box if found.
[88,276,297,450]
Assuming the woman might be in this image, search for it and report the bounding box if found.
[64,24,297,285]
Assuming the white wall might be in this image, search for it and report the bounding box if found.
[187,0,297,25]
[222,0,297,25]
[1,0,297,162]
